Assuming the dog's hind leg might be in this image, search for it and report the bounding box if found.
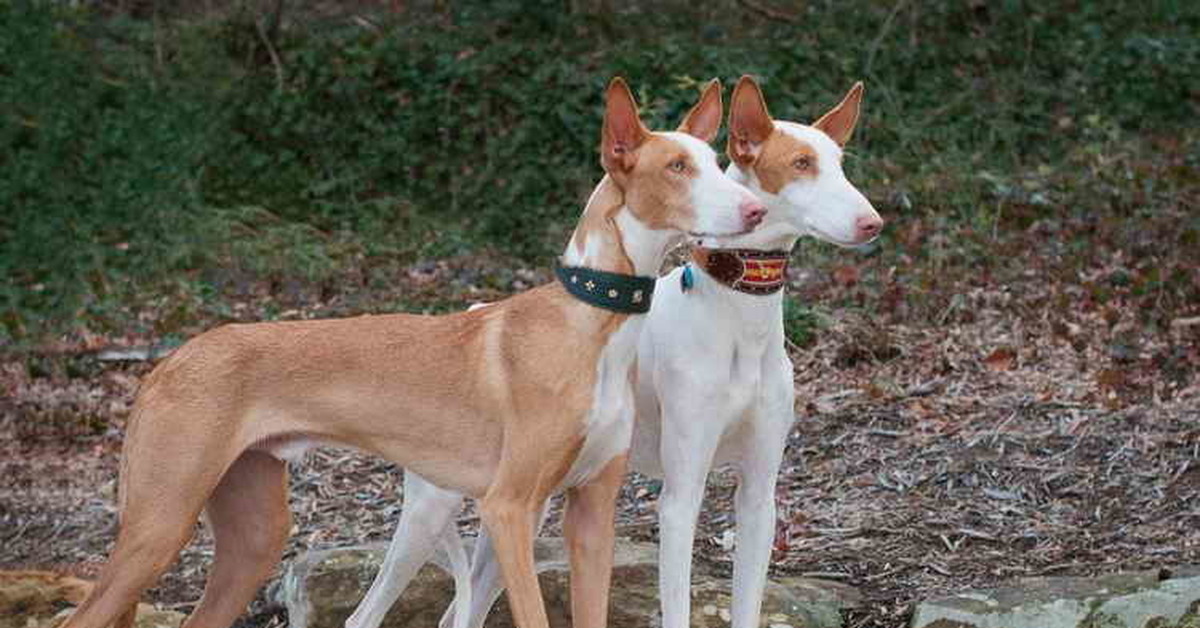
[345,473,463,628]
[61,521,193,628]
[439,522,472,628]
[181,450,291,628]
[61,425,224,628]
[438,498,552,628]
[439,524,502,628]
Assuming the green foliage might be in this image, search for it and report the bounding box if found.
[2,0,1197,345]
[783,297,821,349]
[0,3,221,339]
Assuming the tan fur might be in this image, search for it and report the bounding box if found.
[812,81,864,147]
[729,76,864,195]
[572,80,723,272]
[676,80,722,143]
[81,284,627,628]
[600,79,650,177]
[622,135,701,232]
[752,131,820,195]
[564,454,627,628]
[62,77,725,628]
[727,76,775,167]
[571,176,633,274]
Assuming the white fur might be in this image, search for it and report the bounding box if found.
[726,122,879,250]
[630,264,794,628]
[561,318,640,488]
[418,120,881,628]
[345,128,763,628]
[345,474,467,628]
[660,132,760,239]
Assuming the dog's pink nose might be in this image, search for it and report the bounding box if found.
[855,214,883,242]
[740,199,767,230]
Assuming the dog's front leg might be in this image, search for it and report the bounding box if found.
[658,400,723,628]
[564,454,627,628]
[480,492,545,628]
[730,366,794,628]
[730,426,787,628]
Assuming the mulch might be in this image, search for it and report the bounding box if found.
[2,255,1199,628]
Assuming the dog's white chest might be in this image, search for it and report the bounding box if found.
[561,320,643,488]
[728,334,770,407]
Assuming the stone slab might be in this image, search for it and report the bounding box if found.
[279,538,862,628]
[0,571,185,628]
[911,567,1200,628]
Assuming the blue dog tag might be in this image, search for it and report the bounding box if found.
[681,265,695,292]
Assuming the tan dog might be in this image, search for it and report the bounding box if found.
[60,78,765,628]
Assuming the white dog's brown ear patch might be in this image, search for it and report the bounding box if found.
[602,77,651,174]
[813,81,864,148]
[727,75,774,167]
[677,79,723,144]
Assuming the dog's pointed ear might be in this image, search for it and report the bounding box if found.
[813,81,864,148]
[601,77,650,174]
[677,79,723,144]
[727,75,773,167]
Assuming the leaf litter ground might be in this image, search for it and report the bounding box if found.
[3,174,1199,628]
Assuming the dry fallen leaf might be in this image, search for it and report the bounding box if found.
[1096,367,1127,391]
[832,265,860,287]
[984,347,1017,371]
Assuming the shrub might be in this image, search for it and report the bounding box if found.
[2,0,1196,345]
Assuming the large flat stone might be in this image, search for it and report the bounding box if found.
[279,538,861,628]
[0,571,185,628]
[911,566,1200,628]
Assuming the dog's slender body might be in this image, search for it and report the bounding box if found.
[60,78,765,628]
[348,77,882,628]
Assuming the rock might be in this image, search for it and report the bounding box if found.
[0,571,185,628]
[127,604,187,628]
[279,538,861,628]
[911,566,1200,628]
[0,571,92,628]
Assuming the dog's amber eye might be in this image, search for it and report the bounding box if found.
[668,159,688,173]
[793,156,812,171]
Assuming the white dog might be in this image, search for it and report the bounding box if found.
[347,76,882,628]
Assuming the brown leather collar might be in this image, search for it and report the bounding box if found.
[690,248,790,295]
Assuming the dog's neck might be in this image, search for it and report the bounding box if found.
[718,163,803,252]
[562,176,679,277]
[683,165,792,309]
[683,256,785,333]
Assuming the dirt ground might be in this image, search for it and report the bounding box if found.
[3,239,1199,627]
